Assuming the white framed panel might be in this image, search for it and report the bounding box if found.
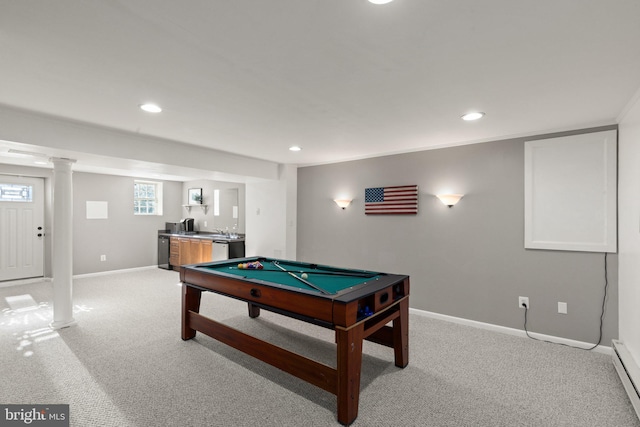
[86,201,108,219]
[524,130,617,253]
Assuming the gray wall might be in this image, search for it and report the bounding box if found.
[72,172,183,275]
[297,126,618,344]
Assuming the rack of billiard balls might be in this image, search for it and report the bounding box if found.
[238,261,263,270]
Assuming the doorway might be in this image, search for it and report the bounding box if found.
[0,175,45,281]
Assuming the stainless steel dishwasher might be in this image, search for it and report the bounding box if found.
[211,241,229,261]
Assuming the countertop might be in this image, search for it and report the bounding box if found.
[159,231,245,242]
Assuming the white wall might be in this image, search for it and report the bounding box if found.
[618,91,640,363]
[0,105,281,181]
[282,165,298,259]
[180,179,246,233]
[245,165,297,259]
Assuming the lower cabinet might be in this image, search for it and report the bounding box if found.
[182,238,213,265]
[169,237,217,269]
[188,238,202,264]
[199,239,213,263]
[228,240,245,259]
[169,238,180,267]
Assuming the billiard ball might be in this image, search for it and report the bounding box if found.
[301,273,308,279]
[238,263,244,269]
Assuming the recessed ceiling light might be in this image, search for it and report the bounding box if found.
[461,112,485,121]
[369,0,394,4]
[289,146,302,152]
[140,103,162,113]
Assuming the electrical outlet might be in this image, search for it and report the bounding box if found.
[100,255,106,261]
[518,296,529,309]
[204,221,207,227]
[558,302,567,314]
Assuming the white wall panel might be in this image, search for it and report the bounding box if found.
[524,130,617,252]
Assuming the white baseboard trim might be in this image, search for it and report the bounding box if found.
[0,277,50,288]
[1,266,167,287]
[612,340,640,419]
[410,307,612,355]
[73,265,163,279]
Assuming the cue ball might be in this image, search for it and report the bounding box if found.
[301,273,308,279]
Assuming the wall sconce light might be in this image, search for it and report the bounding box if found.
[436,194,463,208]
[334,199,352,209]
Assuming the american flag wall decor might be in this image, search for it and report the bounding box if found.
[364,185,419,215]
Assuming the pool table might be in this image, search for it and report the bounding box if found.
[180,256,410,425]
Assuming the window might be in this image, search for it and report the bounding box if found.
[134,180,163,215]
[0,183,33,202]
[213,189,220,216]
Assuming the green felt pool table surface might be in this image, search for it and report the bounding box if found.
[195,257,384,295]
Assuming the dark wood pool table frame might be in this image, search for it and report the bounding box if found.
[180,257,409,425]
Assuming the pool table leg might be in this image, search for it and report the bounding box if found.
[247,303,260,318]
[182,284,202,340]
[393,297,409,368]
[336,323,364,425]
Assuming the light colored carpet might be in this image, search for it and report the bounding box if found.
[1,269,638,427]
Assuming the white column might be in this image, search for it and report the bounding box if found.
[50,157,77,330]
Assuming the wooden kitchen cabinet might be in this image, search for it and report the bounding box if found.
[170,237,214,269]
[188,238,202,264]
[200,239,212,262]
[179,238,191,265]
[169,237,180,267]
[188,238,212,264]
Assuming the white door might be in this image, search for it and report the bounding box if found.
[0,175,45,281]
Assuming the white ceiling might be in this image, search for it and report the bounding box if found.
[2,0,640,178]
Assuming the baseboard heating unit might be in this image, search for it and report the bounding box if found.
[612,340,640,419]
